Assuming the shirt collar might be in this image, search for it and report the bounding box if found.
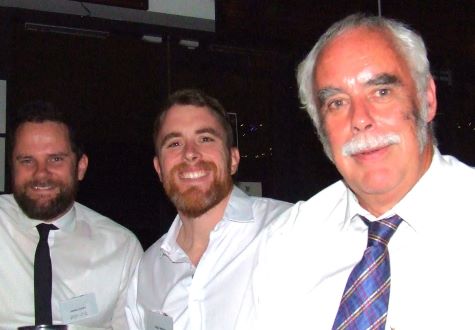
[345,146,440,229]
[52,205,76,232]
[160,215,188,262]
[160,185,254,261]
[222,186,254,223]
[15,199,76,232]
[346,190,397,223]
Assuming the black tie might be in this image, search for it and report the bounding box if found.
[34,223,58,325]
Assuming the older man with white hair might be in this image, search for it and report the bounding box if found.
[238,13,475,330]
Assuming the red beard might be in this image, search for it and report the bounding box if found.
[163,160,233,218]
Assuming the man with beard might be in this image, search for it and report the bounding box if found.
[125,89,291,330]
[0,101,143,329]
[237,14,475,329]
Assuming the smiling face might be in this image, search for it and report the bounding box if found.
[12,121,88,221]
[154,105,239,219]
[314,27,437,215]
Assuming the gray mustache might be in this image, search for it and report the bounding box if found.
[342,133,401,156]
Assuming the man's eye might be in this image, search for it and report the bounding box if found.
[200,136,214,143]
[166,141,181,148]
[50,156,64,162]
[376,88,391,97]
[327,98,346,111]
[19,158,32,165]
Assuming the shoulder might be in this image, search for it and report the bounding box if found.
[73,202,141,246]
[267,180,348,235]
[251,181,349,302]
[226,187,292,225]
[428,152,475,192]
[137,234,168,284]
[0,194,21,225]
[426,152,475,209]
[249,196,293,217]
[303,179,348,211]
[141,234,167,261]
[243,195,293,228]
[0,194,18,211]
[267,179,348,240]
[439,153,475,176]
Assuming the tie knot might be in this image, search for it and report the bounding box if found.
[363,215,402,248]
[36,223,58,239]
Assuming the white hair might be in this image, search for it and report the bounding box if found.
[296,13,434,159]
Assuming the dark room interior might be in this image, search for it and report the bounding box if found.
[1,0,474,248]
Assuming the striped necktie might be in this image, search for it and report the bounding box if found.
[332,215,402,330]
[35,223,58,325]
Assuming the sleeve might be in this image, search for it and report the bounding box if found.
[125,263,146,330]
[111,235,144,329]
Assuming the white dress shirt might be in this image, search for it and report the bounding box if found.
[125,186,292,330]
[239,148,475,330]
[0,194,143,330]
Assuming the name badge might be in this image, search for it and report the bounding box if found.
[145,310,173,330]
[59,293,99,323]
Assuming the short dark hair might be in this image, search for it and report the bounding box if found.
[153,89,234,153]
[9,100,84,161]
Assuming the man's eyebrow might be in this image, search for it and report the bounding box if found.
[159,132,182,148]
[366,73,401,86]
[15,154,31,160]
[316,87,344,105]
[15,152,70,159]
[159,127,223,148]
[49,152,70,157]
[196,127,222,138]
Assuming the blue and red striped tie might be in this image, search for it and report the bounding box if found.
[333,215,402,330]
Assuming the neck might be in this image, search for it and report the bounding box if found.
[176,193,232,266]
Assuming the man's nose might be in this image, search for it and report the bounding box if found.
[183,142,201,162]
[33,161,51,178]
[351,99,375,133]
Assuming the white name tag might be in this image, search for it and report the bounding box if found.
[59,293,99,323]
[145,310,173,330]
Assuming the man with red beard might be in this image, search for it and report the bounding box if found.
[125,89,291,330]
[237,14,475,330]
[0,101,143,329]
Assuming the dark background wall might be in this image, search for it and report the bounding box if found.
[1,1,474,248]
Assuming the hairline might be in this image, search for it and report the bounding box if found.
[153,90,234,155]
[296,13,433,157]
[298,14,431,127]
[9,103,84,165]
